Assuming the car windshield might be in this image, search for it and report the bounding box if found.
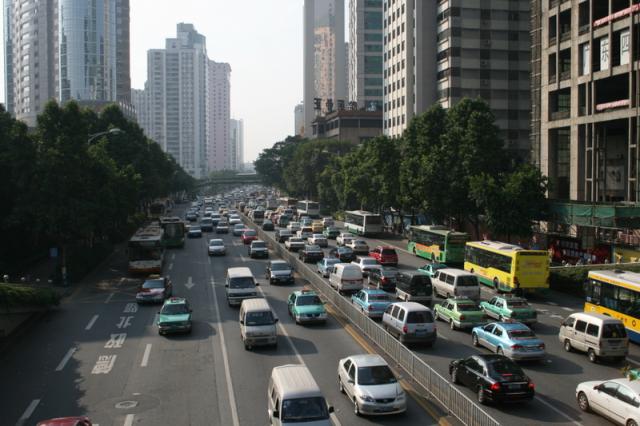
[271,263,290,271]
[457,303,479,311]
[406,310,433,323]
[229,277,255,288]
[297,295,322,306]
[244,311,275,326]
[487,359,525,379]
[244,230,256,236]
[507,300,529,308]
[234,224,244,229]
[252,242,266,248]
[142,279,164,289]
[217,222,228,226]
[340,247,353,253]
[602,323,627,338]
[326,259,340,265]
[290,238,303,243]
[381,249,396,255]
[281,397,329,422]
[306,245,321,251]
[209,240,223,246]
[458,276,478,286]
[369,294,390,301]
[361,259,377,265]
[190,226,201,231]
[508,329,536,339]
[357,365,397,385]
[355,240,367,245]
[161,304,189,315]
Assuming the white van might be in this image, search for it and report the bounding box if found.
[432,268,480,300]
[329,263,364,294]
[268,364,333,426]
[558,312,628,363]
[382,302,437,347]
[240,298,278,350]
[225,267,259,306]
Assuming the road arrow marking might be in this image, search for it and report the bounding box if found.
[185,276,195,289]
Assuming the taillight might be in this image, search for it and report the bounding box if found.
[460,315,466,321]
[402,325,408,334]
[489,383,501,392]
[511,344,523,351]
[538,343,545,350]
[528,382,535,390]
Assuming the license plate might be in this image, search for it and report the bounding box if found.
[415,330,427,335]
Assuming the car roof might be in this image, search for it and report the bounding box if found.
[293,288,319,297]
[495,322,531,331]
[447,297,476,303]
[209,239,224,243]
[164,297,187,305]
[271,260,289,265]
[438,268,473,276]
[474,354,513,363]
[361,288,388,295]
[391,301,430,311]
[348,354,387,367]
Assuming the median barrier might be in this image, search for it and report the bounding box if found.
[248,217,501,426]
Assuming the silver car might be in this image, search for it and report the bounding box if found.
[338,354,407,416]
[207,239,226,256]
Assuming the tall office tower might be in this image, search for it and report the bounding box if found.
[382,0,437,138]
[294,102,304,135]
[131,87,148,127]
[207,60,231,172]
[348,0,383,111]
[230,119,244,171]
[303,0,346,137]
[3,0,131,126]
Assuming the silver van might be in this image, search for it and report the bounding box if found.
[329,263,364,294]
[432,268,480,300]
[268,364,333,426]
[225,267,258,306]
[240,298,278,350]
[382,302,437,347]
[558,312,628,363]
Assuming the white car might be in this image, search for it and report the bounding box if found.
[347,239,370,254]
[308,234,328,248]
[322,217,335,228]
[285,237,306,252]
[228,215,241,225]
[576,378,640,425]
[351,256,382,277]
[337,232,355,246]
[338,354,407,416]
[287,221,301,233]
[207,239,226,256]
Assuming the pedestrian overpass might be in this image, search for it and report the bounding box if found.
[197,173,263,189]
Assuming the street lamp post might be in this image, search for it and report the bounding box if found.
[87,127,122,144]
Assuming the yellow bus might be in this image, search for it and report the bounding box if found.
[464,240,550,292]
[584,269,640,344]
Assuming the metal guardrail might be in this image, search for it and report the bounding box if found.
[250,218,501,426]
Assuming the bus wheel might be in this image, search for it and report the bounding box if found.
[492,278,500,290]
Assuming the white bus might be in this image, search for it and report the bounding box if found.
[296,200,320,218]
[128,225,165,274]
[344,210,383,236]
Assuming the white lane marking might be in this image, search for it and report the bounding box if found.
[117,316,133,329]
[547,301,558,306]
[171,253,176,261]
[152,313,159,326]
[535,395,583,426]
[105,333,127,349]
[16,399,40,426]
[92,355,117,374]
[185,276,195,289]
[210,278,240,426]
[256,285,342,426]
[55,348,76,371]
[141,343,152,367]
[562,307,574,312]
[550,314,564,319]
[627,357,640,366]
[124,303,138,313]
[104,292,115,304]
[85,314,99,330]
[124,413,135,426]
[239,255,247,263]
[168,262,174,270]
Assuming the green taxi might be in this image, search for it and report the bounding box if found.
[417,263,448,278]
[480,295,537,326]
[434,297,487,330]
[287,288,327,325]
[323,226,341,239]
[157,297,193,335]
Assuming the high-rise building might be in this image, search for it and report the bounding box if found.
[294,102,304,136]
[207,60,231,171]
[383,0,437,138]
[383,0,531,159]
[348,0,383,111]
[133,23,231,178]
[303,0,347,137]
[3,0,131,126]
[531,0,640,261]
[230,119,244,171]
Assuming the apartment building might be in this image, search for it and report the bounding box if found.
[532,0,640,263]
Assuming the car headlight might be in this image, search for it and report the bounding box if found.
[359,394,376,402]
[318,312,327,318]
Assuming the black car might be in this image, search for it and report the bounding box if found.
[262,220,275,231]
[299,245,325,263]
[275,229,293,243]
[449,354,535,405]
[329,246,355,263]
[368,267,399,292]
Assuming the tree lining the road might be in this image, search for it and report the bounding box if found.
[254,98,548,239]
[0,101,195,278]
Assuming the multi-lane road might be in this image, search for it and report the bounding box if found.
[258,218,640,426]
[0,209,437,426]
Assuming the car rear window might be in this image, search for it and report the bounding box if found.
[508,329,536,339]
[406,310,433,323]
[457,276,478,287]
[381,249,396,255]
[602,323,627,338]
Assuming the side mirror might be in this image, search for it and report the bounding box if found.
[239,320,244,325]
[255,282,260,286]
[328,405,334,413]
[594,385,601,391]
[272,410,279,418]
[274,318,279,323]
[225,284,229,288]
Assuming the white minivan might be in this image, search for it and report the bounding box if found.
[225,267,259,306]
[432,268,480,300]
[329,263,364,294]
[240,298,278,350]
[268,364,333,426]
[382,302,437,347]
[559,312,628,363]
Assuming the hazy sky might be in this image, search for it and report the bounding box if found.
[0,0,328,163]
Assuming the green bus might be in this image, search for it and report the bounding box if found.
[159,216,186,248]
[407,225,468,264]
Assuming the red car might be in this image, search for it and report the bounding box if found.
[241,229,258,244]
[369,245,398,266]
[37,417,92,426]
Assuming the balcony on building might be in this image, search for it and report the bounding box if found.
[595,74,629,113]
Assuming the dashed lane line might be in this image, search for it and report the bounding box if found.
[104,292,115,304]
[85,314,99,330]
[140,344,152,367]
[123,414,135,426]
[16,399,40,426]
[55,348,76,371]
